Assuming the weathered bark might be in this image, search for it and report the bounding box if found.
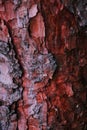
[0,0,87,130]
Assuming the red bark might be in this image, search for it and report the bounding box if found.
[0,0,87,130]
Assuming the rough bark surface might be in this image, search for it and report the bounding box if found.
[0,0,87,130]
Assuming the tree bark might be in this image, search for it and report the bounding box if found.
[0,0,87,130]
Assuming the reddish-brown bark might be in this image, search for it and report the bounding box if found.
[0,0,87,130]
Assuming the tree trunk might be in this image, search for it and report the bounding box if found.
[0,0,87,130]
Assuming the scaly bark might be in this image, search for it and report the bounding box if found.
[0,0,87,130]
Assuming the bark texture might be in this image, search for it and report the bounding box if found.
[0,0,87,130]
